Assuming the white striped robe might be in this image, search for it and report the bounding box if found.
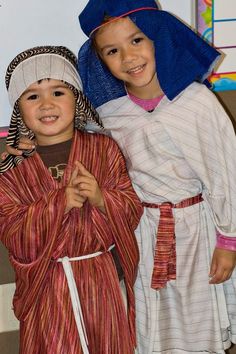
[97,82,236,354]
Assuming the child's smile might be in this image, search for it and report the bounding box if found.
[39,115,58,122]
[126,64,146,75]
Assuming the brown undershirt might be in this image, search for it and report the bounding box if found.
[36,139,72,182]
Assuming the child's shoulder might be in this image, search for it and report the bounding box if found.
[172,82,231,129]
[172,82,221,117]
[182,82,216,104]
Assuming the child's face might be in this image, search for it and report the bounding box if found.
[19,79,76,145]
[95,17,159,98]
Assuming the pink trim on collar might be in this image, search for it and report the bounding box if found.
[89,7,158,37]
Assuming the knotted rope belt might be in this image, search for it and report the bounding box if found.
[57,244,115,354]
[142,194,203,290]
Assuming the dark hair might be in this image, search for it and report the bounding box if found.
[92,15,117,53]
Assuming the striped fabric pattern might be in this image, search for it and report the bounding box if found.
[0,137,19,353]
[142,201,176,290]
[0,130,142,353]
[143,194,203,290]
[97,82,236,353]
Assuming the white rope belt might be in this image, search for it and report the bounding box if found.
[57,244,115,354]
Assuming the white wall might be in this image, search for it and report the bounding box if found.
[159,0,195,26]
[0,0,195,128]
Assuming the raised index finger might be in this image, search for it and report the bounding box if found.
[68,162,80,186]
[75,161,93,178]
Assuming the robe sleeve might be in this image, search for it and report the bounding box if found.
[90,136,143,346]
[163,84,236,237]
[102,140,142,278]
[0,169,67,320]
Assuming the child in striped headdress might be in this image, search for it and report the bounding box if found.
[0,45,143,354]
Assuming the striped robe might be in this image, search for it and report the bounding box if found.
[0,130,143,354]
[96,82,236,354]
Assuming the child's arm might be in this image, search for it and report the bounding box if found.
[209,248,236,284]
[161,85,236,284]
[0,171,68,320]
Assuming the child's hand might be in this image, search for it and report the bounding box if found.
[1,145,23,159]
[73,161,105,213]
[209,248,236,284]
[17,136,35,151]
[65,163,87,213]
[1,137,35,159]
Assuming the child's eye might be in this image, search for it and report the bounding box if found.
[132,37,143,45]
[53,91,64,97]
[106,48,118,56]
[27,94,38,100]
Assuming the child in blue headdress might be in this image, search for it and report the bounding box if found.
[77,1,236,353]
[3,1,236,353]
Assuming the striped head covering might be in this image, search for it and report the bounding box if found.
[1,45,103,174]
[78,0,221,108]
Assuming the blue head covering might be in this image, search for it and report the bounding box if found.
[79,0,158,37]
[78,0,220,108]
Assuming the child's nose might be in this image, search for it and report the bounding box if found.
[121,48,137,63]
[40,97,54,109]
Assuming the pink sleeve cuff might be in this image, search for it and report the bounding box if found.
[216,231,236,251]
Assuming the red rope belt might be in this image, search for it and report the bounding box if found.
[142,194,203,290]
